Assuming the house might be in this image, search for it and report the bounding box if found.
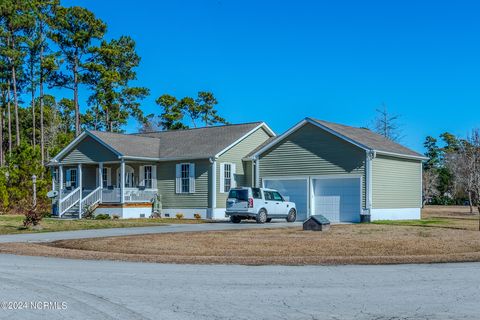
[48,122,275,219]
[246,118,427,222]
[49,117,426,222]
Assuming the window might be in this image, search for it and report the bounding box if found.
[68,169,77,188]
[176,163,195,194]
[224,163,231,192]
[252,188,262,199]
[220,163,236,193]
[264,191,273,201]
[102,168,108,187]
[181,163,190,193]
[228,189,248,201]
[116,165,134,188]
[272,191,284,201]
[144,166,152,189]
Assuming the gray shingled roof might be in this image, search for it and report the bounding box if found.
[89,122,270,160]
[310,118,425,158]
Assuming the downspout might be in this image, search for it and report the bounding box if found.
[365,150,376,219]
[254,156,260,188]
[209,157,217,219]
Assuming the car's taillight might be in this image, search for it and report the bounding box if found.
[248,198,254,208]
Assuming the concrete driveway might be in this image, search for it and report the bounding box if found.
[0,254,479,320]
[0,221,301,243]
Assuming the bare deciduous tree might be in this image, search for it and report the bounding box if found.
[373,103,403,142]
[422,168,439,206]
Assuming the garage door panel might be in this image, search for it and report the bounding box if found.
[314,178,361,222]
[263,179,308,221]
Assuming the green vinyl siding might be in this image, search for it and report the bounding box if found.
[216,127,272,208]
[60,136,118,164]
[157,160,210,209]
[259,122,366,207]
[372,155,422,209]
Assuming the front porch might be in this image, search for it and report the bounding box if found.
[52,161,158,218]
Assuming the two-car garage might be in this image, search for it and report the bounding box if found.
[263,176,361,222]
[251,118,425,223]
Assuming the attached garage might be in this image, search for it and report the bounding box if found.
[249,117,426,222]
[263,178,309,221]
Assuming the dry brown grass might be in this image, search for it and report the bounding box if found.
[1,205,480,265]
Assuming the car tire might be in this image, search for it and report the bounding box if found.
[230,216,242,224]
[286,209,296,222]
[266,218,272,223]
[256,209,267,224]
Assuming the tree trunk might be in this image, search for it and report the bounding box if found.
[73,57,80,136]
[0,109,3,166]
[39,22,45,168]
[7,81,12,156]
[10,33,20,147]
[31,82,36,148]
[469,190,473,214]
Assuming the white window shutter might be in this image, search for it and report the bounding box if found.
[231,163,237,188]
[189,163,195,193]
[139,166,145,187]
[175,164,181,194]
[219,163,225,193]
[106,168,112,186]
[151,165,157,188]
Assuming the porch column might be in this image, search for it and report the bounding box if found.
[58,165,63,214]
[78,164,83,216]
[210,158,217,218]
[120,159,125,204]
[98,162,103,202]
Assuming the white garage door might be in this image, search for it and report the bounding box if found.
[313,177,361,222]
[263,179,308,221]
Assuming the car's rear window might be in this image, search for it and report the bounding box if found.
[228,189,249,201]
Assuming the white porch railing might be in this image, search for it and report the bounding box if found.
[102,188,121,203]
[124,189,157,203]
[59,187,81,216]
[81,187,102,213]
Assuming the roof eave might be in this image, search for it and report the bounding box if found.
[374,150,428,161]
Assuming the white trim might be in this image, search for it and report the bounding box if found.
[51,131,122,164]
[375,150,428,161]
[365,151,375,211]
[249,117,427,161]
[78,164,83,215]
[214,123,276,158]
[120,159,125,204]
[254,159,260,187]
[420,162,423,208]
[370,208,421,221]
[210,159,217,215]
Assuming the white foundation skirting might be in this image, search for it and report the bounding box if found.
[370,208,421,221]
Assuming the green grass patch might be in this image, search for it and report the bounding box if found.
[372,219,449,227]
[0,215,205,235]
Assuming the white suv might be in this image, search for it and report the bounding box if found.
[225,187,297,223]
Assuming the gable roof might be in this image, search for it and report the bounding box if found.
[50,122,275,164]
[250,117,427,160]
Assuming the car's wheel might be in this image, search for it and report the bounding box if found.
[286,209,296,222]
[256,209,267,224]
[266,218,272,223]
[230,216,242,223]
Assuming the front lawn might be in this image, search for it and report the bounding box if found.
[0,215,205,235]
[2,205,480,265]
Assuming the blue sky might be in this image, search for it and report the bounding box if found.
[62,0,480,152]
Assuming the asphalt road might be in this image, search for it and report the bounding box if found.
[0,254,479,320]
[0,221,302,243]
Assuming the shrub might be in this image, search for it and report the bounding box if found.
[112,214,120,220]
[95,213,111,220]
[23,206,43,227]
[194,213,202,220]
[82,204,96,219]
[175,213,184,220]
